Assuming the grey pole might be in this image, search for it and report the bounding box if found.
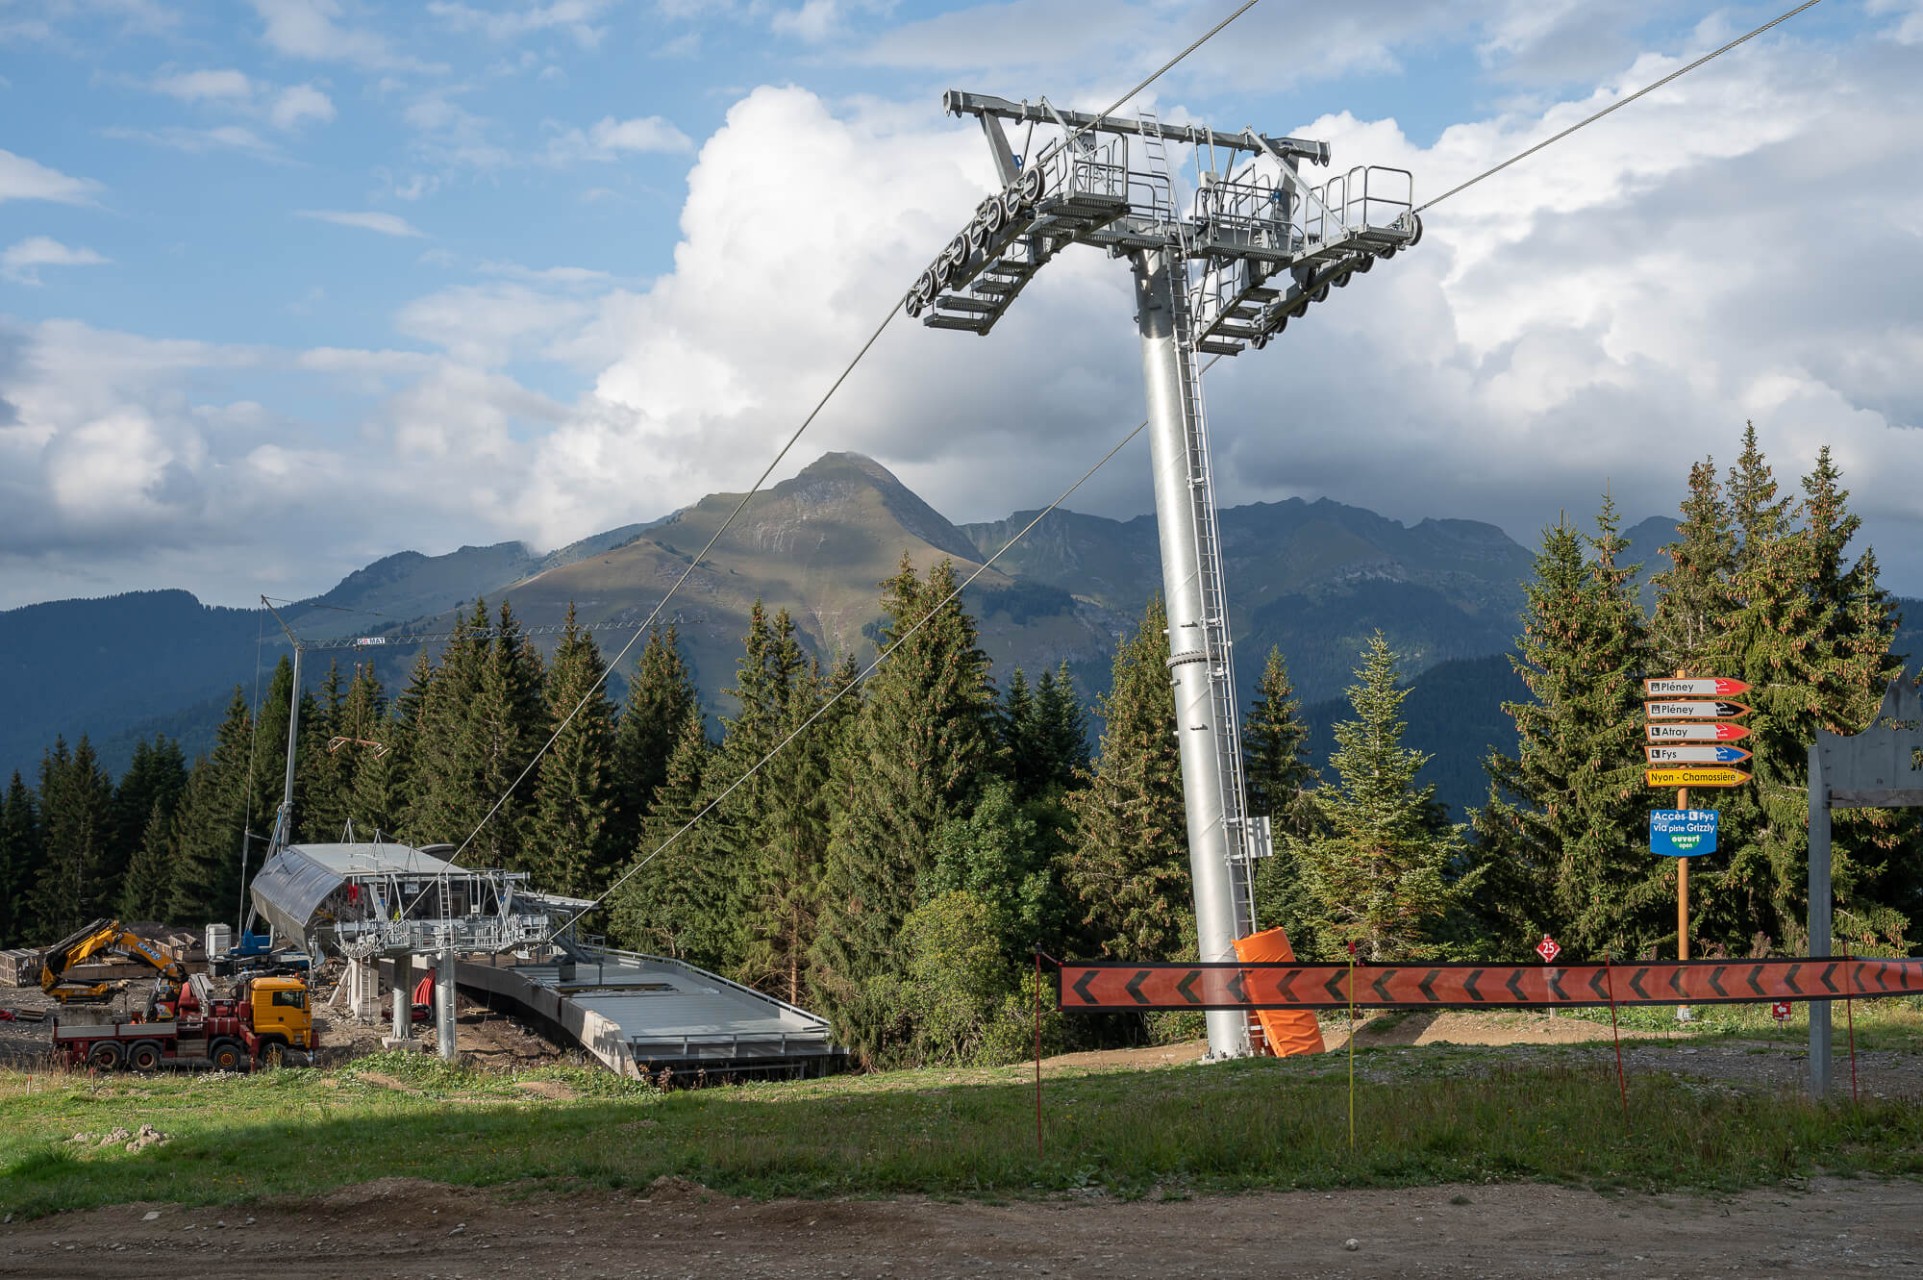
[1807,744,1832,1099]
[1133,246,1250,1060]
[436,940,459,1062]
[391,951,411,1043]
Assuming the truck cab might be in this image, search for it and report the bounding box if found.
[244,975,318,1053]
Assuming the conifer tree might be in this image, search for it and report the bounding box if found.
[0,771,43,946]
[111,737,188,872]
[1473,502,1659,955]
[339,662,401,838]
[527,605,619,898]
[1296,633,1469,961]
[301,660,352,841]
[1033,664,1091,787]
[611,705,714,958]
[118,799,177,921]
[610,624,699,853]
[1243,645,1320,954]
[1650,458,1739,677]
[812,558,996,1061]
[32,737,118,937]
[252,656,315,849]
[1061,596,1191,961]
[403,602,491,846]
[166,688,257,927]
[464,601,548,871]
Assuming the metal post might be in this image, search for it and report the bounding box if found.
[1132,246,1249,1060]
[436,940,459,1062]
[1808,744,1832,1099]
[391,951,411,1043]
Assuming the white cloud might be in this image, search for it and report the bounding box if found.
[428,0,613,45]
[296,209,425,237]
[249,0,430,70]
[0,150,101,205]
[104,124,283,158]
[545,114,693,162]
[1,236,110,284]
[271,83,336,128]
[152,68,256,101]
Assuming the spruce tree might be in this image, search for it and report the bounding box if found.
[610,705,714,958]
[0,771,43,946]
[403,602,491,846]
[32,737,118,937]
[1296,633,1469,961]
[1061,596,1191,961]
[166,688,257,927]
[339,662,401,838]
[118,798,176,921]
[610,624,699,853]
[1033,664,1091,787]
[527,605,619,898]
[465,601,548,870]
[1650,458,1739,678]
[1473,502,1660,955]
[1244,645,1320,955]
[301,660,352,841]
[812,558,996,1062]
[111,737,188,872]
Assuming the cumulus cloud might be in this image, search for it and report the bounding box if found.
[1,236,110,284]
[544,114,694,162]
[0,150,101,205]
[296,209,425,237]
[152,68,256,100]
[428,0,613,45]
[270,83,337,128]
[249,0,432,70]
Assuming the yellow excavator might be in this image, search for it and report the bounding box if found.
[39,918,188,1005]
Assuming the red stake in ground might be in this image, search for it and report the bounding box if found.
[1536,935,1561,964]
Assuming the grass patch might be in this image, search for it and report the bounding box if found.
[2,1050,1920,1219]
[1560,995,1923,1049]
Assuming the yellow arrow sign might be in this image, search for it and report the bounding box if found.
[1646,766,1750,788]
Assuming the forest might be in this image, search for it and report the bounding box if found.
[2,425,1916,1067]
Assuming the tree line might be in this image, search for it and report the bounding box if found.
[2,425,1915,1065]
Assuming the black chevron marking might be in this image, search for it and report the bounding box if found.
[1746,966,1766,997]
[1371,969,1397,1002]
[1071,971,1098,1004]
[1820,963,1839,994]
[1325,970,1348,1002]
[1279,969,1302,1001]
[1176,970,1201,1006]
[1506,970,1525,1001]
[1707,966,1728,997]
[1419,970,1441,1002]
[1784,964,1802,995]
[1546,969,1568,1002]
[1226,971,1248,1004]
[1667,968,1686,997]
[1875,963,1891,991]
[1464,969,1486,1002]
[1587,970,1610,1000]
[1629,968,1650,1000]
[1126,970,1151,1005]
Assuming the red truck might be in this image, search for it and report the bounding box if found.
[51,973,319,1071]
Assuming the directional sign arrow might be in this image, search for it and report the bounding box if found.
[1371,969,1397,1002]
[1643,677,1751,698]
[1647,722,1750,743]
[1071,970,1099,1004]
[1645,700,1752,721]
[1645,745,1753,765]
[1646,766,1750,788]
[1125,970,1151,1005]
[1629,968,1651,999]
[1176,970,1201,1006]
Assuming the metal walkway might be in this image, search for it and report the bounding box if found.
[458,946,845,1081]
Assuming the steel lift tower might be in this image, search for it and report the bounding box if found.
[911,91,1421,1058]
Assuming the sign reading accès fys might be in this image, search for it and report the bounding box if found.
[1651,808,1718,856]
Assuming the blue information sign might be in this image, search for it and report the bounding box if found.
[1650,809,1717,857]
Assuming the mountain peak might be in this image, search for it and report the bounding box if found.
[763,451,981,564]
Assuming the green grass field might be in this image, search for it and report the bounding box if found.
[5,1024,1923,1221]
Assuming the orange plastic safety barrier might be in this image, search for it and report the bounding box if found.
[1058,957,1923,1011]
[1232,927,1325,1056]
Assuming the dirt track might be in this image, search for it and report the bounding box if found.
[3,1174,1919,1279]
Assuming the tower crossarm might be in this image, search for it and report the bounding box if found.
[943,91,1330,166]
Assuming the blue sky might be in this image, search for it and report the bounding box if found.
[2,0,1920,608]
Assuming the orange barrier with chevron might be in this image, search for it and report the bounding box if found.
[1057,957,1923,1011]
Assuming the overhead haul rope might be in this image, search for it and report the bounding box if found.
[1415,0,1824,213]
[447,0,1267,872]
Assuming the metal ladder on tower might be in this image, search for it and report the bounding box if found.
[1139,113,1261,943]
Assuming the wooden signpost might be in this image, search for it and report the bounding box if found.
[1642,676,1752,988]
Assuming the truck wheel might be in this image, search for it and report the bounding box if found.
[87,1041,124,1069]
[208,1038,246,1072]
[256,1041,285,1069]
[127,1040,164,1072]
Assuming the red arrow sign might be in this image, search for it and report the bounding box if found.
[1643,677,1751,698]
[1646,722,1750,743]
[1645,700,1752,721]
